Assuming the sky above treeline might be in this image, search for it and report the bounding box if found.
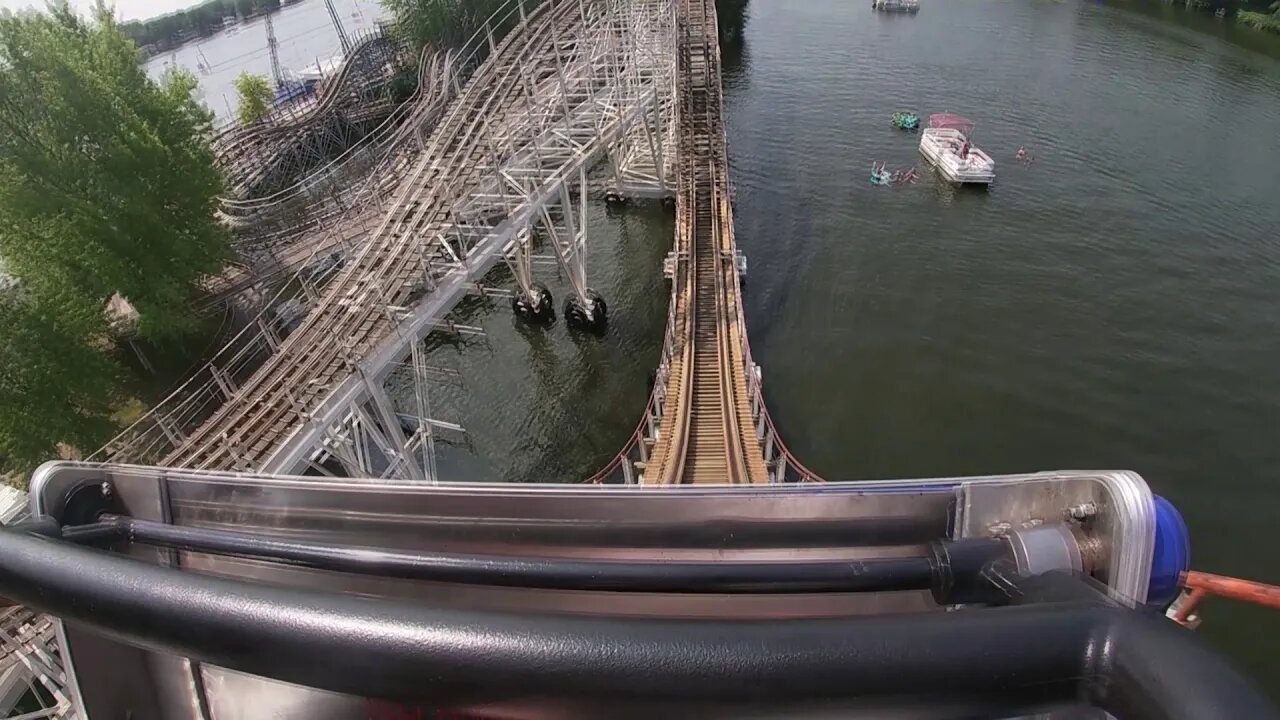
[0,0,196,22]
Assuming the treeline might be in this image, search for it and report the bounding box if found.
[1190,0,1280,33]
[381,0,514,50]
[0,6,230,476]
[119,0,296,53]
[1237,1,1280,33]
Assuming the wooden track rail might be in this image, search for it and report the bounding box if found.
[644,0,766,484]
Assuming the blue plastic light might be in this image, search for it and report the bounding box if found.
[1147,495,1191,609]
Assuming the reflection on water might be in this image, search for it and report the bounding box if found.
[419,203,672,485]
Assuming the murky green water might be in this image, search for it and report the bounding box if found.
[414,0,1280,690]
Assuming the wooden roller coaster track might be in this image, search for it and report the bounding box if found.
[643,0,767,484]
[161,0,610,470]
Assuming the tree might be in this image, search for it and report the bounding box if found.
[382,0,512,51]
[1238,1,1280,32]
[0,2,230,342]
[0,292,122,476]
[0,2,232,473]
[235,72,274,125]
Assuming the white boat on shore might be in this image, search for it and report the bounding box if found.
[918,113,995,185]
[297,54,346,85]
[872,0,920,13]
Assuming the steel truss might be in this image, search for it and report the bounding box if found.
[488,0,677,317]
[0,602,79,718]
[94,0,528,468]
[297,339,463,482]
[257,0,679,476]
[603,0,677,199]
[98,0,678,478]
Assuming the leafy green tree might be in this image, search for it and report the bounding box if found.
[0,291,122,476]
[0,2,230,341]
[382,0,513,51]
[1238,1,1280,33]
[235,71,274,125]
[120,0,296,51]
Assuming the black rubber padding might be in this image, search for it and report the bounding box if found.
[0,528,1273,719]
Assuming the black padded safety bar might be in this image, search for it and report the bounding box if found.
[58,514,942,593]
[0,528,1274,719]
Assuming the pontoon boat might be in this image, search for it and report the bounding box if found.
[919,112,995,185]
[873,0,920,13]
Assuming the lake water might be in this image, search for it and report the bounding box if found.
[143,0,388,121]
[721,0,1280,688]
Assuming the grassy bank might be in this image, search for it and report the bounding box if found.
[1238,9,1280,33]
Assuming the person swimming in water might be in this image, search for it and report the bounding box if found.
[1016,146,1026,160]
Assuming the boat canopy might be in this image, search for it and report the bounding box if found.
[929,113,975,133]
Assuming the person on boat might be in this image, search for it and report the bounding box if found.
[959,141,971,160]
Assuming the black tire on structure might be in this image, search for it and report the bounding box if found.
[511,283,555,325]
[564,289,608,334]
